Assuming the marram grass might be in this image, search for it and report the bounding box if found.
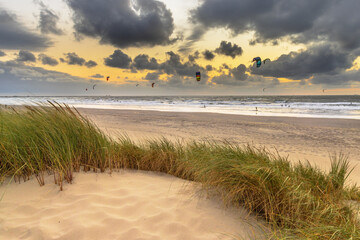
[0,103,359,239]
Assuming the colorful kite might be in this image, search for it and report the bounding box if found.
[196,72,201,81]
[263,58,270,64]
[253,57,262,68]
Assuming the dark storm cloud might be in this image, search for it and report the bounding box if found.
[203,50,215,60]
[230,64,248,80]
[66,0,176,48]
[104,50,132,69]
[0,60,94,95]
[85,60,97,68]
[251,44,355,80]
[190,0,328,42]
[211,64,248,86]
[211,71,279,88]
[132,54,159,70]
[144,72,160,81]
[295,0,360,50]
[188,51,200,62]
[189,0,274,42]
[160,51,207,79]
[0,9,51,50]
[17,50,36,62]
[211,74,235,86]
[0,50,5,57]
[190,0,360,51]
[217,63,230,73]
[38,54,58,66]
[215,41,243,58]
[63,52,85,66]
[311,70,360,85]
[38,7,64,35]
[90,73,104,78]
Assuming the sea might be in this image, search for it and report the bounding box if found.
[0,95,360,119]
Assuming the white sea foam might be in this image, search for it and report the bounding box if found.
[0,96,360,119]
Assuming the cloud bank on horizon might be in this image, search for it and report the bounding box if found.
[0,0,360,95]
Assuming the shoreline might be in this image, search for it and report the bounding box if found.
[74,105,360,120]
[76,107,360,125]
[3,102,360,120]
[6,103,360,120]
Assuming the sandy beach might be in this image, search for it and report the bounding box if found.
[1,108,360,239]
[0,171,268,240]
[79,108,360,184]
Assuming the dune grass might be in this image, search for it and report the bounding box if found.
[0,103,359,239]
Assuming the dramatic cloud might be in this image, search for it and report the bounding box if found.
[0,8,51,50]
[66,0,176,48]
[63,52,85,66]
[132,54,159,70]
[17,50,36,62]
[0,50,5,57]
[104,50,132,68]
[311,70,360,85]
[295,0,360,50]
[160,51,207,79]
[188,51,200,62]
[38,54,58,66]
[203,50,215,60]
[85,60,97,68]
[145,72,160,81]
[215,41,243,58]
[0,60,90,94]
[211,63,248,86]
[90,74,104,78]
[190,0,360,52]
[251,44,355,80]
[38,7,63,35]
[230,64,248,80]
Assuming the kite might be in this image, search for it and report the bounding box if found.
[263,58,270,64]
[93,84,96,90]
[106,76,110,81]
[253,57,262,68]
[196,72,201,81]
[152,83,155,88]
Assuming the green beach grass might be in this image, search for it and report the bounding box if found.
[0,103,359,239]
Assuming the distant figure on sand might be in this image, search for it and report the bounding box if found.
[256,107,258,114]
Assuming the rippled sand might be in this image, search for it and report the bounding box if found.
[0,171,268,240]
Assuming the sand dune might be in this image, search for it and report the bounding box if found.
[0,171,268,240]
[2,109,359,239]
[79,108,360,185]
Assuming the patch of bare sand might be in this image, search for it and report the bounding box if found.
[0,171,268,240]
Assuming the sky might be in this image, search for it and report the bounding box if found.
[0,0,360,96]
